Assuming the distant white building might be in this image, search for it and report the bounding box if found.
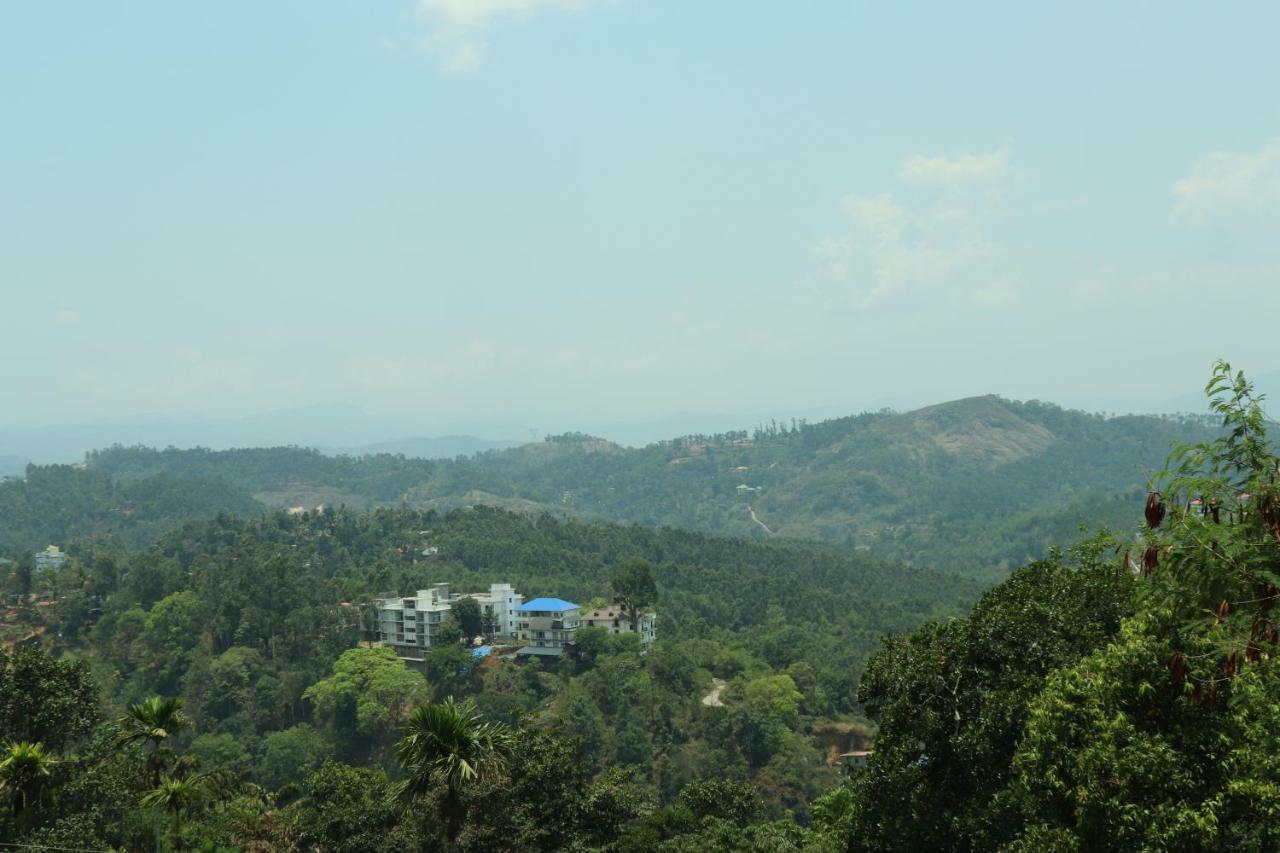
[581,606,656,648]
[34,545,67,570]
[375,582,523,660]
[515,598,581,658]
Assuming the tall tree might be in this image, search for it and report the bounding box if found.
[394,697,513,846]
[116,696,188,784]
[451,596,483,640]
[611,557,658,633]
[0,647,100,751]
[140,775,207,850]
[0,741,55,832]
[304,647,428,757]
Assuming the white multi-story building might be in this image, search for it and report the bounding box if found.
[375,582,523,660]
[581,607,657,648]
[514,598,581,658]
[34,545,67,570]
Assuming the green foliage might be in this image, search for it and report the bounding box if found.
[835,364,1280,852]
[612,556,658,630]
[304,647,428,755]
[395,697,513,842]
[843,534,1134,851]
[0,647,99,751]
[989,363,1280,850]
[0,461,260,553]
[678,778,762,824]
[51,397,1220,579]
[297,761,409,852]
[451,595,484,639]
[260,724,332,790]
[188,732,252,773]
[0,741,56,830]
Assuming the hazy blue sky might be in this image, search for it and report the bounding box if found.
[4,1,1279,436]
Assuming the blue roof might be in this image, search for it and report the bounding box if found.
[472,645,492,659]
[515,597,579,612]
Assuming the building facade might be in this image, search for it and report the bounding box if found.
[580,606,656,647]
[34,545,67,570]
[514,597,581,657]
[375,582,523,660]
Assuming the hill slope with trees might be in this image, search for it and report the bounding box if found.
[74,396,1217,579]
[1,503,975,847]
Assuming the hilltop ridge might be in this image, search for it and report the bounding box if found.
[1,396,1218,578]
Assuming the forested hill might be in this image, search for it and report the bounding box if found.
[0,463,261,553]
[56,396,1215,578]
[0,505,978,846]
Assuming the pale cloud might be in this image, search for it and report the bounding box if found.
[899,146,1010,185]
[1172,139,1280,225]
[416,0,606,73]
[812,147,1021,309]
[816,193,998,308]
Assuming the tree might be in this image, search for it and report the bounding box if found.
[140,774,208,849]
[394,697,513,846]
[481,605,499,640]
[303,647,429,756]
[451,596,483,640]
[434,615,465,646]
[678,778,762,825]
[0,646,100,751]
[298,761,407,853]
[260,724,332,790]
[997,364,1280,850]
[843,534,1132,851]
[189,733,252,773]
[424,643,478,702]
[612,557,658,633]
[0,741,55,832]
[116,696,188,784]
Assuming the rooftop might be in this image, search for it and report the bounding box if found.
[515,597,579,613]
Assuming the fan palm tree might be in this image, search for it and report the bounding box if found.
[116,696,188,784]
[394,697,513,846]
[0,741,55,831]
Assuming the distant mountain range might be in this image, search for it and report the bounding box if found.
[0,404,524,467]
[5,370,1274,470]
[320,436,523,458]
[22,394,1220,580]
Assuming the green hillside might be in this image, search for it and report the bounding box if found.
[75,397,1217,579]
[0,463,261,553]
[0,504,977,846]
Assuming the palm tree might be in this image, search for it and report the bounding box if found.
[394,697,513,846]
[116,696,188,784]
[0,741,55,831]
[140,775,206,850]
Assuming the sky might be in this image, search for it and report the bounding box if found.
[3,1,1280,443]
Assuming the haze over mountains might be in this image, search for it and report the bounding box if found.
[5,371,1277,477]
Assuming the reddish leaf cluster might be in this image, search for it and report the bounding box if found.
[1145,492,1166,529]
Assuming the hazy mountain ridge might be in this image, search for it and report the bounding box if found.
[6,395,1214,578]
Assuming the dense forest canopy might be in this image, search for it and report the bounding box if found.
[1,502,973,848]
